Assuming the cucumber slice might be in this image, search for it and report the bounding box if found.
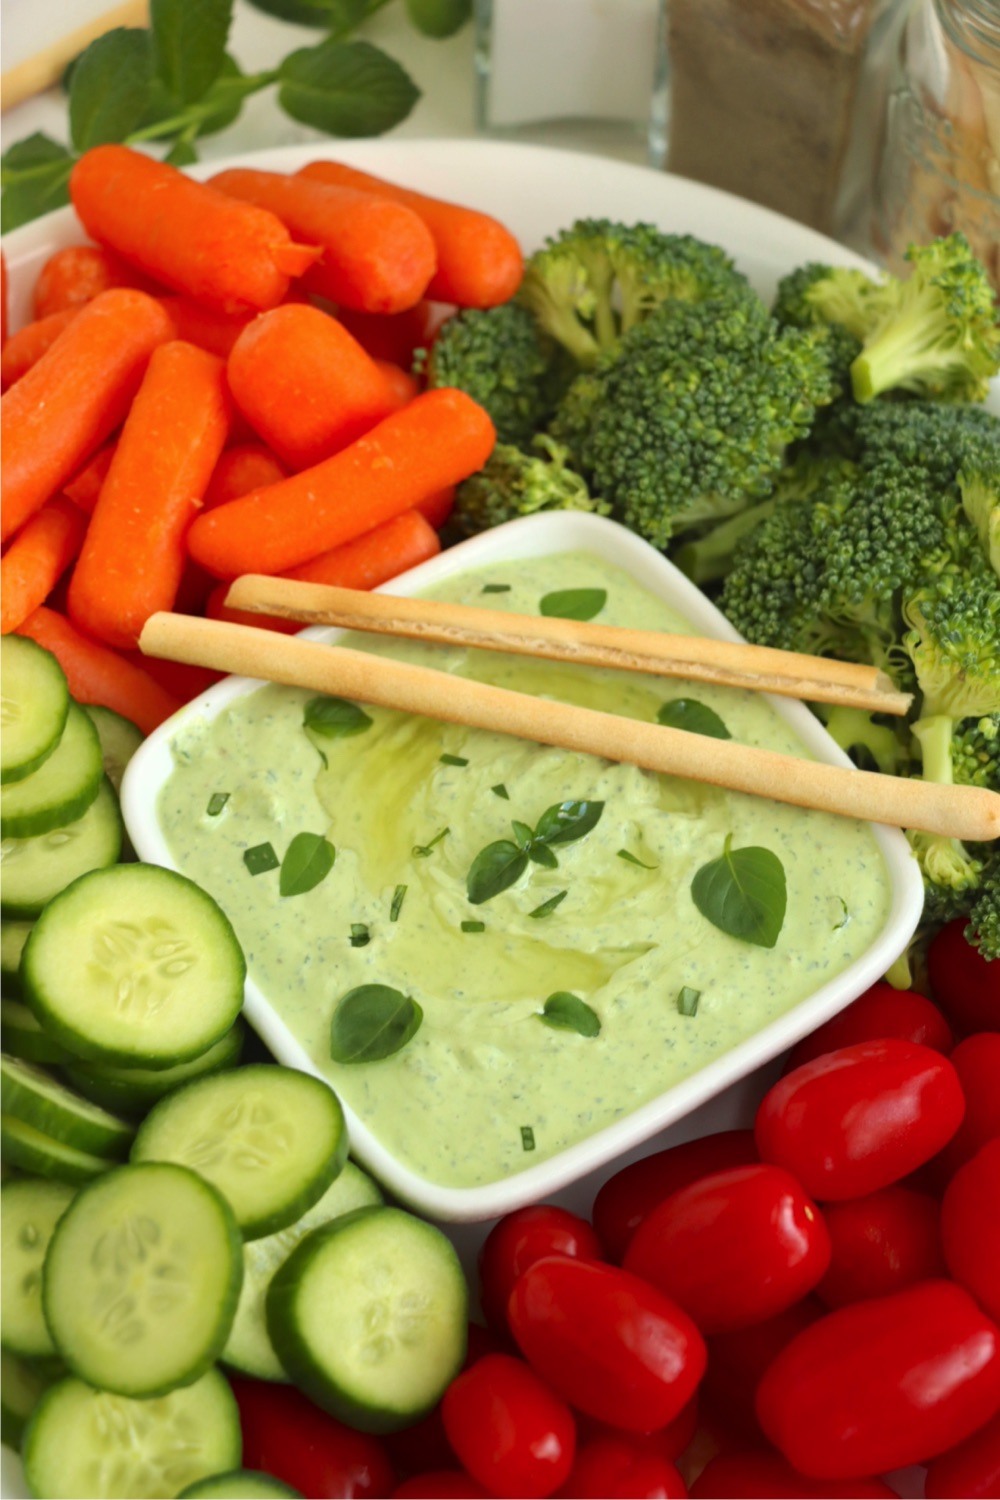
[266,1205,468,1434]
[22,1367,242,1499]
[224,1160,384,1382]
[43,1161,243,1398]
[0,1115,112,1186]
[1,1178,77,1358]
[22,863,246,1067]
[83,705,143,794]
[0,638,69,786]
[1,702,103,840]
[178,1472,304,1499]
[0,777,122,920]
[0,1055,133,1159]
[0,1001,74,1067]
[1,919,33,994]
[0,1350,59,1452]
[132,1064,349,1240]
[62,1020,246,1117]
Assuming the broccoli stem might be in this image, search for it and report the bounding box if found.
[911,713,955,787]
[673,499,776,585]
[851,300,953,403]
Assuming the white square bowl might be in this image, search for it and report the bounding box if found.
[122,510,925,1222]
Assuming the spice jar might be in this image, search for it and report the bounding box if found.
[869,0,1000,290]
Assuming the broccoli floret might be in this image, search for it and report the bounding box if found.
[517,219,754,367]
[959,451,1000,579]
[814,705,912,777]
[967,851,1000,961]
[450,434,610,538]
[424,303,574,448]
[952,714,1000,791]
[771,263,870,395]
[850,233,1000,404]
[550,296,838,549]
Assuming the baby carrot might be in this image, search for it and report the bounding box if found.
[32,244,154,320]
[203,443,287,510]
[1,288,174,543]
[1,250,8,345]
[68,340,232,649]
[70,146,320,315]
[0,496,88,634]
[334,300,453,367]
[62,442,117,515]
[374,359,420,406]
[187,387,496,579]
[17,605,181,734]
[226,304,408,471]
[156,296,255,358]
[120,649,224,703]
[209,167,437,314]
[1,308,78,391]
[416,485,456,530]
[298,160,524,309]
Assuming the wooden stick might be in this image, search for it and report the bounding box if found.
[1,1,148,113]
[140,611,1000,843]
[224,576,913,717]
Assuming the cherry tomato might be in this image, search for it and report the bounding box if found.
[815,1184,945,1308]
[622,1163,830,1333]
[477,1204,603,1333]
[555,1436,688,1498]
[756,1280,1000,1478]
[784,982,953,1072]
[941,1138,1000,1324]
[507,1256,706,1433]
[687,1451,897,1497]
[393,1473,490,1498]
[927,918,999,1034]
[386,1323,509,1478]
[930,1032,1000,1185]
[230,1375,396,1499]
[441,1353,576,1499]
[591,1130,759,1262]
[577,1395,700,1464]
[701,1299,825,1442]
[755,1038,965,1200]
[924,1408,1000,1499]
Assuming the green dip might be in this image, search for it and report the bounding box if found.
[158,550,891,1190]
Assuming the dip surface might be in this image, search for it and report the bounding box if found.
[158,550,891,1189]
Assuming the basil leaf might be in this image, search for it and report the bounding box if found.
[244,842,279,876]
[618,848,657,869]
[150,0,232,104]
[491,783,510,800]
[527,842,559,869]
[691,834,787,948]
[69,28,153,150]
[280,832,335,896]
[330,983,422,1064]
[0,135,74,232]
[677,986,701,1016]
[538,992,601,1038]
[534,799,604,847]
[529,890,567,919]
[511,820,535,850]
[405,0,471,37]
[467,839,529,905]
[278,39,419,137]
[539,588,606,622]
[657,698,732,740]
[304,695,372,738]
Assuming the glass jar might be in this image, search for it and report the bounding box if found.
[869,0,1000,289]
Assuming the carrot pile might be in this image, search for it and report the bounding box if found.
[0,145,517,732]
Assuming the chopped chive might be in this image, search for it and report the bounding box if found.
[206,792,230,817]
[412,826,450,858]
[461,920,485,933]
[529,890,568,919]
[243,842,279,876]
[618,848,658,869]
[350,923,370,948]
[440,754,469,767]
[677,986,701,1016]
[482,583,511,594]
[520,1125,536,1151]
[833,897,851,932]
[491,783,510,800]
[390,885,407,922]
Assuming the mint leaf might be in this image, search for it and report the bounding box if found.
[150,0,232,104]
[527,842,559,869]
[69,28,153,150]
[691,834,787,948]
[245,0,368,30]
[280,831,335,897]
[539,588,606,622]
[278,38,419,137]
[657,698,732,740]
[139,55,255,141]
[304,695,372,738]
[467,839,529,905]
[538,992,601,1038]
[405,0,472,37]
[164,138,199,166]
[534,799,604,847]
[529,890,567,919]
[0,135,73,232]
[330,983,422,1063]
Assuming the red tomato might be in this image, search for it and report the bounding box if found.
[555,1436,688,1498]
[702,1298,825,1441]
[507,1256,706,1433]
[392,1473,490,1498]
[924,1408,1000,1499]
[755,1038,965,1200]
[756,1280,1000,1478]
[441,1353,576,1499]
[941,1138,1000,1324]
[930,1033,1000,1185]
[477,1204,603,1333]
[815,1184,946,1308]
[927,918,999,1034]
[385,1322,508,1479]
[591,1131,758,1262]
[230,1375,396,1499]
[687,1451,897,1498]
[622,1163,830,1334]
[784,982,953,1072]
[577,1395,700,1464]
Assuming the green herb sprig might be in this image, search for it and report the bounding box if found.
[466,799,604,905]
